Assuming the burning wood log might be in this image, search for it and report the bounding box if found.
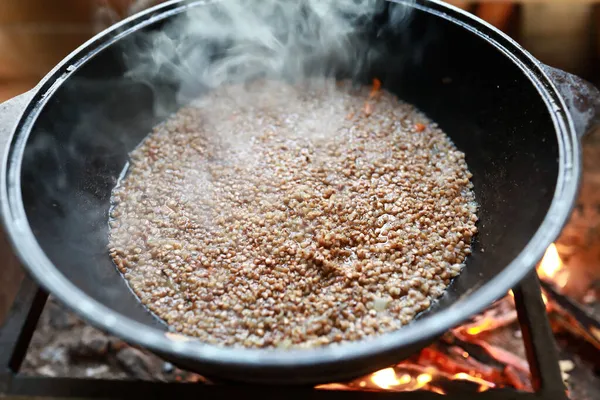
[541,278,600,353]
[417,346,500,380]
[444,332,530,377]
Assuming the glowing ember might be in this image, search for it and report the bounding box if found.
[453,372,493,391]
[417,373,433,385]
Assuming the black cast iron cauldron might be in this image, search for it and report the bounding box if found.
[1,0,599,385]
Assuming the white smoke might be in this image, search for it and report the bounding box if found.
[120,0,415,105]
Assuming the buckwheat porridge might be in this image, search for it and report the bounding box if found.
[108,79,478,349]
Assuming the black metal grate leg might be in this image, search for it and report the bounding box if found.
[0,274,48,384]
[513,272,568,400]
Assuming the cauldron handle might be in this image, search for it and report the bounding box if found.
[541,65,600,139]
[0,89,36,154]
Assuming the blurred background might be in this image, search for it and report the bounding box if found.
[0,0,599,102]
[0,0,160,101]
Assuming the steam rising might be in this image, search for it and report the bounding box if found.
[123,0,415,108]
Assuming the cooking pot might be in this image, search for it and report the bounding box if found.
[1,0,599,384]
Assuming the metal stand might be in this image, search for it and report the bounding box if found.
[0,272,568,400]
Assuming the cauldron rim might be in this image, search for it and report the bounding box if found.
[0,0,582,383]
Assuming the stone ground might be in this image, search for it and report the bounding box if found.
[21,297,203,382]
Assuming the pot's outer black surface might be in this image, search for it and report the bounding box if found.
[1,0,599,384]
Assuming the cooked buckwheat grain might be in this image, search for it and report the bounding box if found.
[109,79,478,349]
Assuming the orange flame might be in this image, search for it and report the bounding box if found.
[508,244,567,303]
[368,368,435,391]
[465,318,496,336]
[510,286,548,306]
[541,292,549,306]
[316,364,496,393]
[538,243,568,288]
[371,368,407,389]
[366,367,494,392]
